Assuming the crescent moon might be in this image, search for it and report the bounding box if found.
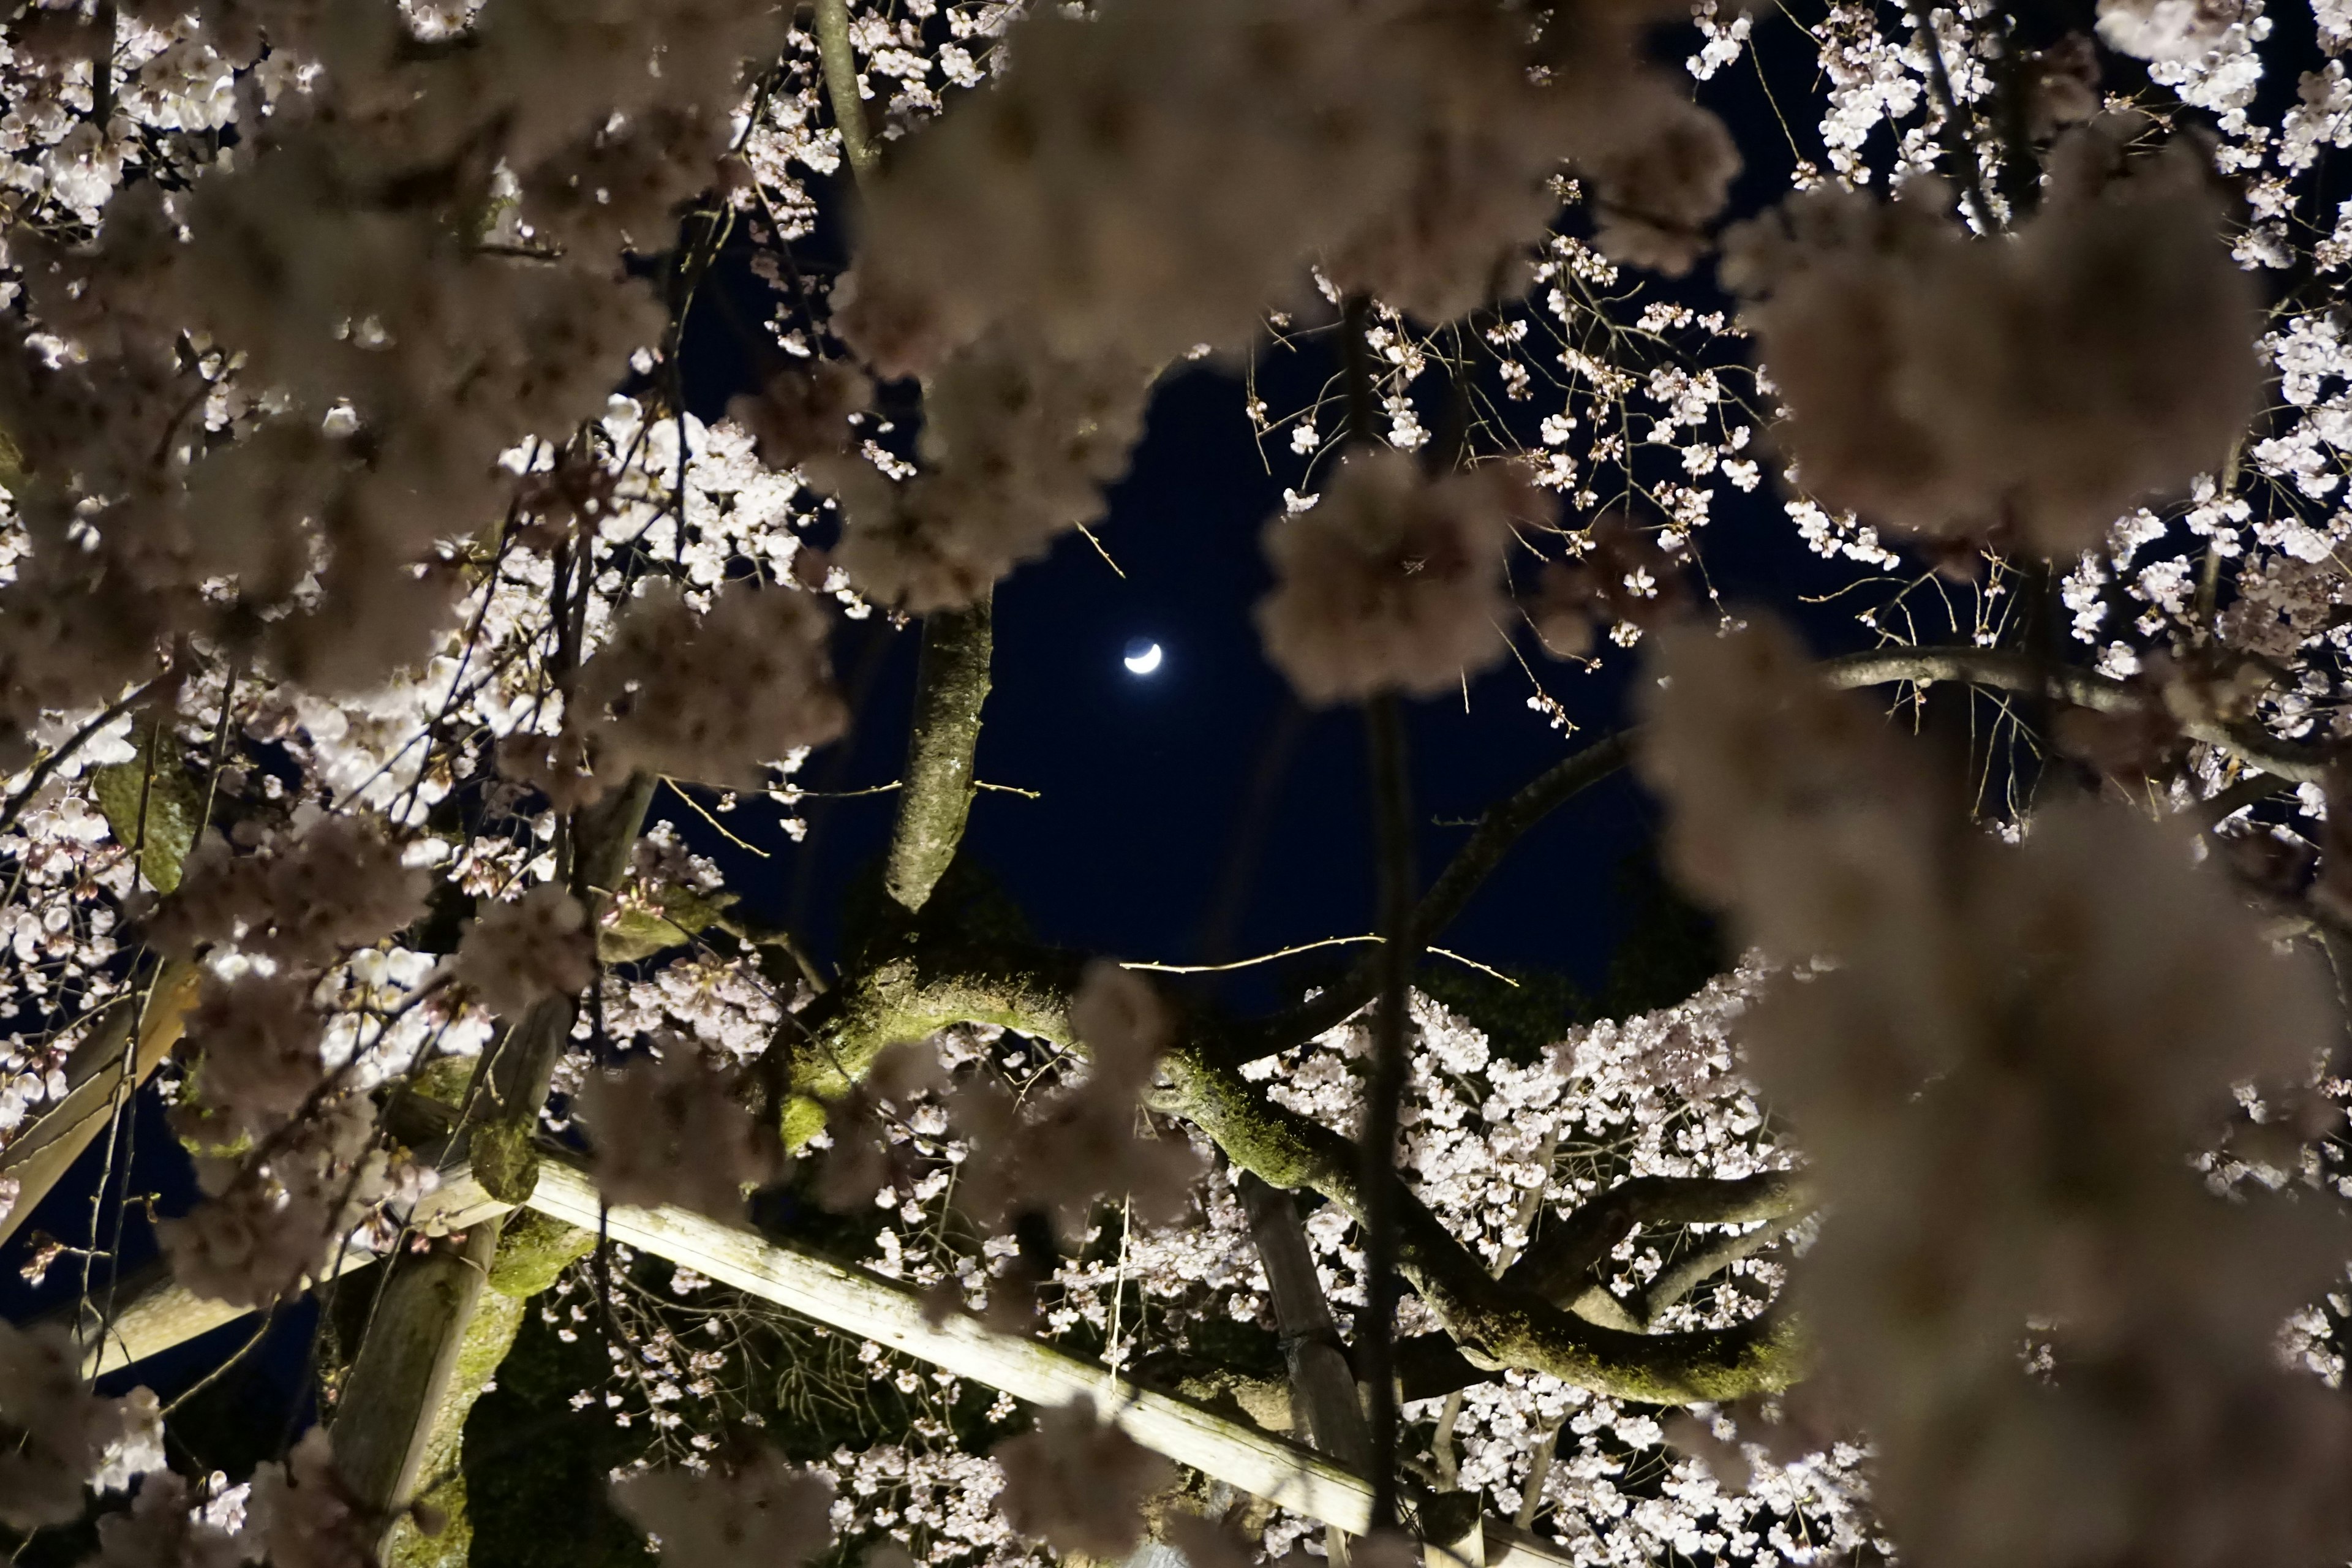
[1123,642,1164,676]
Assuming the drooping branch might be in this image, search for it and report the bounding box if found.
[1498,1171,1809,1306]
[884,595,995,914]
[1818,646,2330,783]
[1359,694,1415,1531]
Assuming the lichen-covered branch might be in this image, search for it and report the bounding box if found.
[379,1210,596,1568]
[332,776,649,1521]
[884,596,995,914]
[766,923,1801,1403]
[777,920,1085,1145]
[332,1223,502,1538]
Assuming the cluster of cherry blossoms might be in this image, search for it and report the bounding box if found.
[1640,614,2352,1568]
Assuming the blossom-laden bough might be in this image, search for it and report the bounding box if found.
[2,0,2352,1567]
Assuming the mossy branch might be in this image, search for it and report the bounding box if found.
[766,925,1805,1405]
[1160,1040,1805,1405]
[884,596,994,914]
[814,0,880,183]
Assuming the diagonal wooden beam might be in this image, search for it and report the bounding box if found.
[58,1142,1579,1568]
[0,962,201,1253]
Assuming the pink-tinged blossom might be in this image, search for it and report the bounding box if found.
[1639,613,2352,1568]
[159,1099,394,1307]
[78,1471,244,1568]
[149,816,430,970]
[577,1044,780,1220]
[573,579,846,791]
[954,963,1201,1240]
[1256,451,1531,706]
[1722,129,2260,557]
[1581,85,1744,278]
[0,1322,164,1531]
[2097,0,2251,61]
[818,333,1151,612]
[174,969,329,1145]
[455,884,594,1019]
[238,1428,377,1568]
[612,1450,837,1568]
[992,1395,1172,1558]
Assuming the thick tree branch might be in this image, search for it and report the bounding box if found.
[774,919,1085,1146]
[1241,1172,1373,1567]
[333,1222,500,1539]
[884,595,993,914]
[1498,1172,1808,1306]
[1160,1043,1804,1404]
[763,928,1800,1403]
[332,775,650,1520]
[814,0,880,183]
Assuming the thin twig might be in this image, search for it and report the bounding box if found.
[1359,693,1414,1531]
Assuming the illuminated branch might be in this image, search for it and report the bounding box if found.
[814,0,880,183]
[1498,1171,1809,1306]
[883,595,995,915]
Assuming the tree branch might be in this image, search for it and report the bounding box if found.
[1240,1172,1373,1566]
[1819,646,2330,783]
[1498,1172,1808,1306]
[0,961,200,1253]
[331,775,650,1524]
[332,1222,500,1538]
[1159,1044,1805,1404]
[763,925,1801,1403]
[1230,640,2323,1069]
[813,0,879,183]
[1228,732,1632,1063]
[1632,1212,1804,1328]
[1360,695,1414,1530]
[884,595,993,915]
